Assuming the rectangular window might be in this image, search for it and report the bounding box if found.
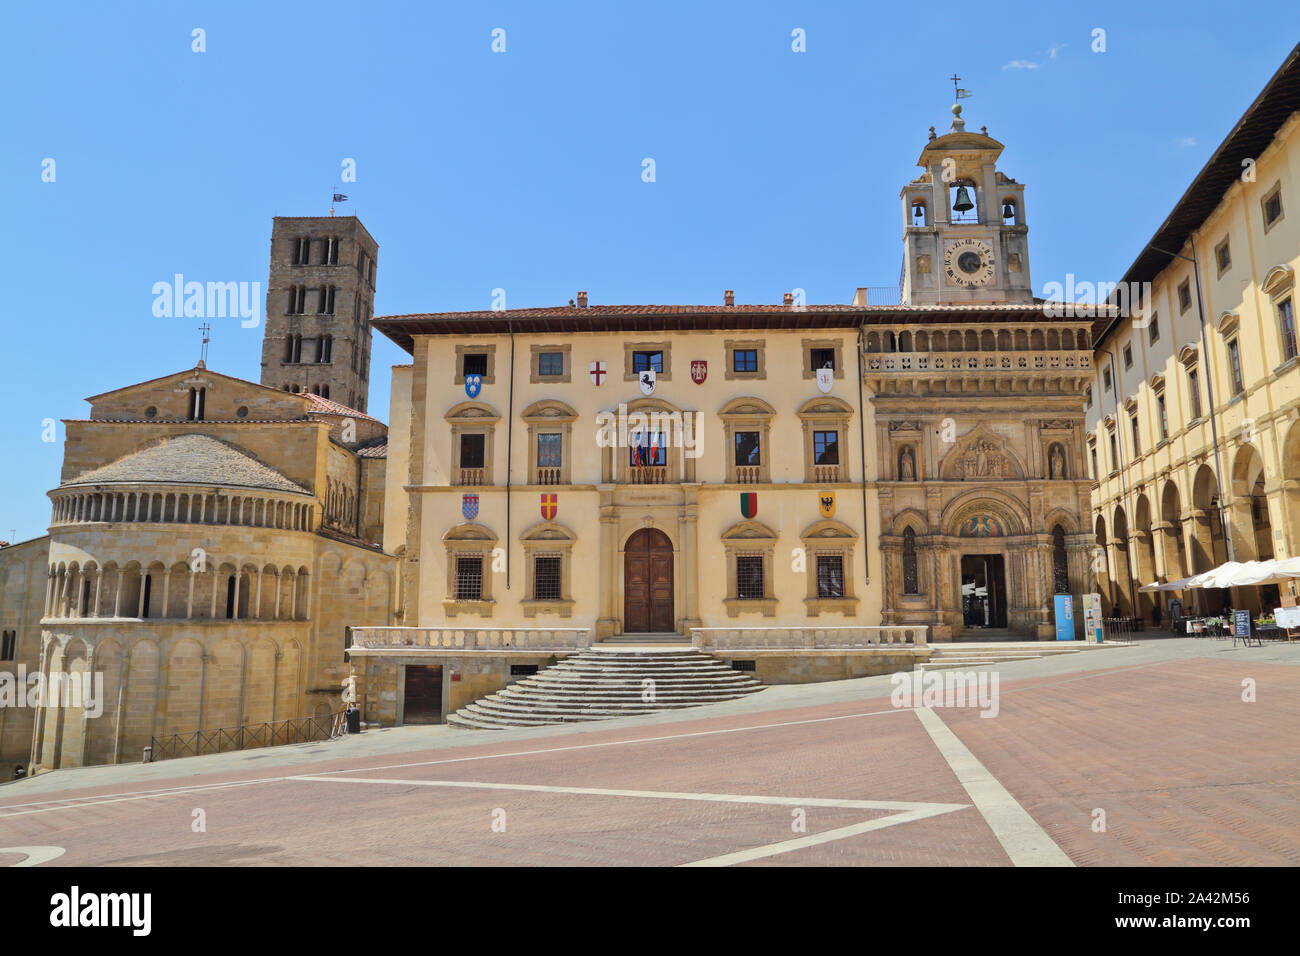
[0,631,15,662]
[732,349,758,373]
[326,237,339,265]
[736,555,764,600]
[1130,415,1141,457]
[1089,448,1098,480]
[455,557,483,601]
[632,351,663,374]
[1103,367,1112,391]
[734,431,761,467]
[1263,184,1284,228]
[1158,394,1169,441]
[1085,386,1093,409]
[538,351,564,377]
[810,347,835,371]
[1109,432,1118,472]
[292,237,310,265]
[1149,314,1160,344]
[1279,298,1298,362]
[815,554,845,599]
[628,431,666,466]
[536,433,562,469]
[813,430,839,465]
[460,433,486,469]
[462,353,488,377]
[1227,338,1244,395]
[1178,279,1192,313]
[1123,344,1133,369]
[1188,368,1202,419]
[1215,238,1231,274]
[533,555,562,601]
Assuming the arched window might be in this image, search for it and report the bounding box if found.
[902,527,918,595]
[1052,525,1070,594]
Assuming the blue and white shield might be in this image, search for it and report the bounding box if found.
[465,374,482,398]
[462,494,479,522]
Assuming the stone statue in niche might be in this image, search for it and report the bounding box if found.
[899,447,915,481]
[1049,444,1066,479]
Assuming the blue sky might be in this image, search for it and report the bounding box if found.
[1,1,1296,544]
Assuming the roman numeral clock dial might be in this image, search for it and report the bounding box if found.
[943,238,995,287]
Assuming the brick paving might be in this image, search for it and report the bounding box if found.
[1,647,1297,866]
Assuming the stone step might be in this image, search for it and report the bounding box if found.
[485,691,764,708]
[447,646,766,729]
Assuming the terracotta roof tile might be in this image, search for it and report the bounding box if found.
[62,435,311,495]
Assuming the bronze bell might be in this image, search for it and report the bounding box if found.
[953,185,975,212]
[1002,201,1015,220]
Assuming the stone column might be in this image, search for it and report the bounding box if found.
[680,486,701,632]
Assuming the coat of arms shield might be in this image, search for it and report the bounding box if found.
[462,494,479,522]
[639,369,657,395]
[465,374,483,398]
[690,360,707,384]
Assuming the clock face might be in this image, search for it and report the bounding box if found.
[944,239,995,288]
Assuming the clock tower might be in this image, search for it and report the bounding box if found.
[897,102,1032,306]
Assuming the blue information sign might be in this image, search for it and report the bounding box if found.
[1054,594,1075,641]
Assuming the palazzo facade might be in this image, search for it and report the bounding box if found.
[375,103,1094,645]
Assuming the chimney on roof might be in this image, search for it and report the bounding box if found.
[576,291,588,309]
[724,290,735,306]
[783,292,794,306]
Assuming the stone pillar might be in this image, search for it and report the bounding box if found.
[680,486,701,632]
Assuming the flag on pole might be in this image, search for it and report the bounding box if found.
[333,193,349,202]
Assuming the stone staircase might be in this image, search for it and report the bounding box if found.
[446,644,765,729]
[920,641,1105,671]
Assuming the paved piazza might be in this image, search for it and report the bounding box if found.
[2,639,1297,867]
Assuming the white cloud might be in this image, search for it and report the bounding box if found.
[1002,59,1040,71]
[1177,137,1198,148]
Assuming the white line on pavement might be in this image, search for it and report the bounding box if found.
[287,774,969,866]
[914,706,1074,867]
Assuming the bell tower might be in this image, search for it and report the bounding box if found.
[898,98,1032,306]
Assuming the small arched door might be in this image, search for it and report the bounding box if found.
[624,528,675,632]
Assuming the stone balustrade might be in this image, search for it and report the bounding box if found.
[866,350,1092,374]
[348,626,591,651]
[690,625,928,649]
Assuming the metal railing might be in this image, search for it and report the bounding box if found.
[147,711,343,762]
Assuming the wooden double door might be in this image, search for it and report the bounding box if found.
[624,528,675,632]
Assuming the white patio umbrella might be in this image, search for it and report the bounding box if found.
[1228,556,1300,586]
[1198,561,1250,589]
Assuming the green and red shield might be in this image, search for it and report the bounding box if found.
[740,492,758,519]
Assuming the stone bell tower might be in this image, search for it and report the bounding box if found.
[260,215,379,412]
[898,102,1032,306]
